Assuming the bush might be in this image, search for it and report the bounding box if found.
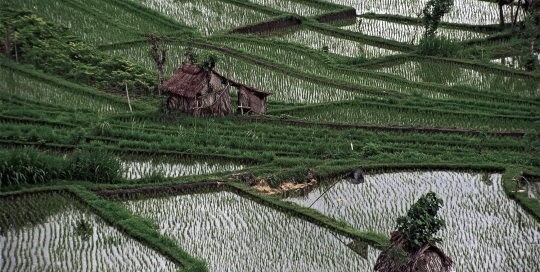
[418,35,461,58]
[396,191,445,250]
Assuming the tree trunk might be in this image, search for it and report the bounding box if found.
[512,0,522,26]
[157,63,164,96]
[499,4,505,27]
[125,82,133,113]
[4,22,10,59]
[531,28,540,55]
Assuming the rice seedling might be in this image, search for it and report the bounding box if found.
[6,0,141,45]
[121,158,245,179]
[324,0,524,25]
[129,0,272,36]
[123,191,381,271]
[490,55,535,71]
[267,28,401,58]
[374,60,540,97]
[296,105,534,131]
[341,18,489,45]
[70,0,185,34]
[0,193,178,271]
[0,68,127,113]
[246,0,328,16]
[213,38,447,98]
[286,172,540,271]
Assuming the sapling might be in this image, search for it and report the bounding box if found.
[396,191,445,250]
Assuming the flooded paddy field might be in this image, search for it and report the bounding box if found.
[121,157,245,179]
[0,193,178,272]
[122,191,381,271]
[286,172,540,271]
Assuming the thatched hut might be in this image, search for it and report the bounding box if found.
[161,63,271,117]
[161,63,232,117]
[237,84,272,114]
[374,231,453,272]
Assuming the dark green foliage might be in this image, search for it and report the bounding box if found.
[422,0,454,37]
[418,35,461,57]
[0,7,155,94]
[396,191,445,250]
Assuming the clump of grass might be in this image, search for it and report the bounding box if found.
[0,148,61,187]
[417,35,461,58]
[63,148,122,183]
[0,147,122,188]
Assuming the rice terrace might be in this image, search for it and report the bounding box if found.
[1,0,540,271]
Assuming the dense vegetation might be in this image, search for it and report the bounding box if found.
[1,0,539,271]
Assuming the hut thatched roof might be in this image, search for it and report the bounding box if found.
[161,64,271,99]
[212,70,272,97]
[161,64,207,99]
[374,231,453,272]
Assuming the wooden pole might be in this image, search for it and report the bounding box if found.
[125,82,133,113]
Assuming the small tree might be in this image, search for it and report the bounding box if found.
[146,34,167,95]
[396,191,445,250]
[422,0,454,37]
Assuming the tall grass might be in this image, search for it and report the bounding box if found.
[0,148,122,188]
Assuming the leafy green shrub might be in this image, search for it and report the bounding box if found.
[396,191,445,250]
[0,8,155,94]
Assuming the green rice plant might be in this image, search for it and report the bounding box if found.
[123,191,381,271]
[0,193,178,271]
[246,0,328,16]
[417,35,462,58]
[289,101,537,131]
[71,0,191,34]
[374,60,540,97]
[62,148,122,183]
[0,68,128,113]
[341,18,488,45]
[266,28,401,58]
[129,0,273,36]
[325,0,523,25]
[0,148,62,188]
[121,157,244,179]
[287,172,540,271]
